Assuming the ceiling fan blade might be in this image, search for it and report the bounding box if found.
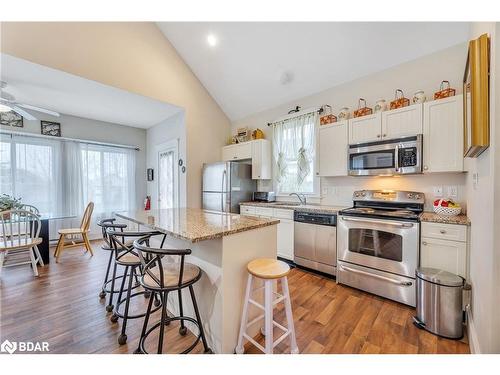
[11,105,38,121]
[17,103,60,117]
[0,92,16,102]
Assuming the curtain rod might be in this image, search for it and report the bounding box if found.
[267,105,327,126]
[0,129,140,151]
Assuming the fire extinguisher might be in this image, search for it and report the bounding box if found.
[144,196,151,210]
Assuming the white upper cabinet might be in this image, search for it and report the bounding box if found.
[222,139,271,179]
[251,139,272,179]
[348,113,382,144]
[317,121,348,177]
[423,95,464,173]
[381,104,423,139]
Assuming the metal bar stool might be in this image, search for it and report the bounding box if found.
[235,258,299,354]
[107,229,163,345]
[133,235,212,354]
[97,218,129,300]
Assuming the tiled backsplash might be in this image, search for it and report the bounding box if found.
[258,173,467,212]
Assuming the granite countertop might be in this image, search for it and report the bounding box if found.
[240,201,347,214]
[420,212,470,225]
[115,208,280,243]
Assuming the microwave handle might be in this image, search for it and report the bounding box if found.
[341,216,414,228]
[394,145,400,172]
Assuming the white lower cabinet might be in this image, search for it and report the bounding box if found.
[240,205,294,261]
[420,222,468,279]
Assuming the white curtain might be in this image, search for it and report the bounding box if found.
[272,111,317,193]
[158,149,174,209]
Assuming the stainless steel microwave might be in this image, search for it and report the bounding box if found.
[348,135,422,176]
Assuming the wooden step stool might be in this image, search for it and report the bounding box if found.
[235,258,299,354]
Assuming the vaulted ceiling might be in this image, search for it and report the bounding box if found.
[158,22,470,121]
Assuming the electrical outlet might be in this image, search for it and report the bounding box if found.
[433,186,443,197]
[447,186,458,198]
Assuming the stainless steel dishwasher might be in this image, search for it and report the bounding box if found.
[294,211,337,276]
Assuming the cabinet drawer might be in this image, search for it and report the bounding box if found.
[255,207,274,217]
[240,205,257,216]
[273,208,294,220]
[421,222,467,242]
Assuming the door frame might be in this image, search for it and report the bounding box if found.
[156,139,179,209]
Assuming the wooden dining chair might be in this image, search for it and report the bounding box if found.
[0,209,44,277]
[54,202,94,263]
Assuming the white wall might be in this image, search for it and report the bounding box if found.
[464,22,499,354]
[0,111,147,208]
[146,111,187,208]
[235,43,469,209]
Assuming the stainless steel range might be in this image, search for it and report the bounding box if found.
[337,190,424,306]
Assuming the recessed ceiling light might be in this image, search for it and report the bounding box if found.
[0,103,12,113]
[207,34,217,47]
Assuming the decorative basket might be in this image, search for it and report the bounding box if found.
[390,89,410,109]
[353,98,373,118]
[434,80,456,100]
[433,204,461,216]
[252,128,265,139]
[319,105,337,125]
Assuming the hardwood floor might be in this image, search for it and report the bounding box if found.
[0,241,469,354]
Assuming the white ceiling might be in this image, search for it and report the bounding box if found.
[0,54,181,128]
[158,22,470,121]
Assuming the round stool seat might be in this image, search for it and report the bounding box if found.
[247,258,290,279]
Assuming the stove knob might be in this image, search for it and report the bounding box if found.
[354,192,360,197]
[415,194,421,199]
[361,191,366,197]
[407,193,414,199]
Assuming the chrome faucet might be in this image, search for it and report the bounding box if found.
[289,193,306,205]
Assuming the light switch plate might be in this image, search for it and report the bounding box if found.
[447,186,458,198]
[433,186,443,197]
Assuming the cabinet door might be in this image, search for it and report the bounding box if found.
[277,219,294,260]
[222,142,252,161]
[348,113,382,144]
[382,104,423,139]
[420,237,467,278]
[423,95,464,173]
[318,121,348,176]
[251,140,271,179]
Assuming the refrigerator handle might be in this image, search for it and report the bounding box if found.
[221,170,227,211]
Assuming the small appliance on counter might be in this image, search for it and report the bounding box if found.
[337,190,425,306]
[252,191,276,202]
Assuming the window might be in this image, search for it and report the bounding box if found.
[0,134,136,217]
[0,135,62,215]
[272,111,318,195]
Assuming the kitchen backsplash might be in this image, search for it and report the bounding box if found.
[258,173,467,212]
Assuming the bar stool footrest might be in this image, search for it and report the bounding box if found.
[113,291,162,320]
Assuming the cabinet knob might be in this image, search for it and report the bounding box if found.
[377,134,381,138]
[422,241,428,246]
[440,229,446,234]
[382,134,386,137]
[423,166,428,170]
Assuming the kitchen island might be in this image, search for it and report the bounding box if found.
[115,208,279,353]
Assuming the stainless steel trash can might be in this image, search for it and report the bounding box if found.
[413,267,465,339]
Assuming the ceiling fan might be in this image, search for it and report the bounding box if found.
[0,81,60,120]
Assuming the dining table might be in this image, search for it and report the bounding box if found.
[37,213,77,264]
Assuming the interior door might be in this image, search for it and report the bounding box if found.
[157,140,179,209]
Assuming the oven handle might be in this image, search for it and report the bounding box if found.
[339,264,413,286]
[341,216,414,228]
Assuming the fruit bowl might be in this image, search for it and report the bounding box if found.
[433,205,462,216]
[433,199,461,216]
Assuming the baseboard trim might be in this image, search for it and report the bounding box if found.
[466,307,481,354]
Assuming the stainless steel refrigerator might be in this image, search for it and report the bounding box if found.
[202,162,256,213]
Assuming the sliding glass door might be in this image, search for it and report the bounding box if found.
[157,140,179,209]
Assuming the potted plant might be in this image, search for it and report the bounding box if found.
[0,194,23,218]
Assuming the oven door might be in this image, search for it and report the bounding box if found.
[337,215,419,278]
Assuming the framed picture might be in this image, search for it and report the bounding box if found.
[0,111,23,127]
[41,120,61,137]
[463,33,490,158]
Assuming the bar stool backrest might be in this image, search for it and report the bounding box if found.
[0,209,41,249]
[80,202,94,233]
[107,230,160,263]
[134,236,191,289]
[97,218,126,248]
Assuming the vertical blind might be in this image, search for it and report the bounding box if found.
[0,134,137,219]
